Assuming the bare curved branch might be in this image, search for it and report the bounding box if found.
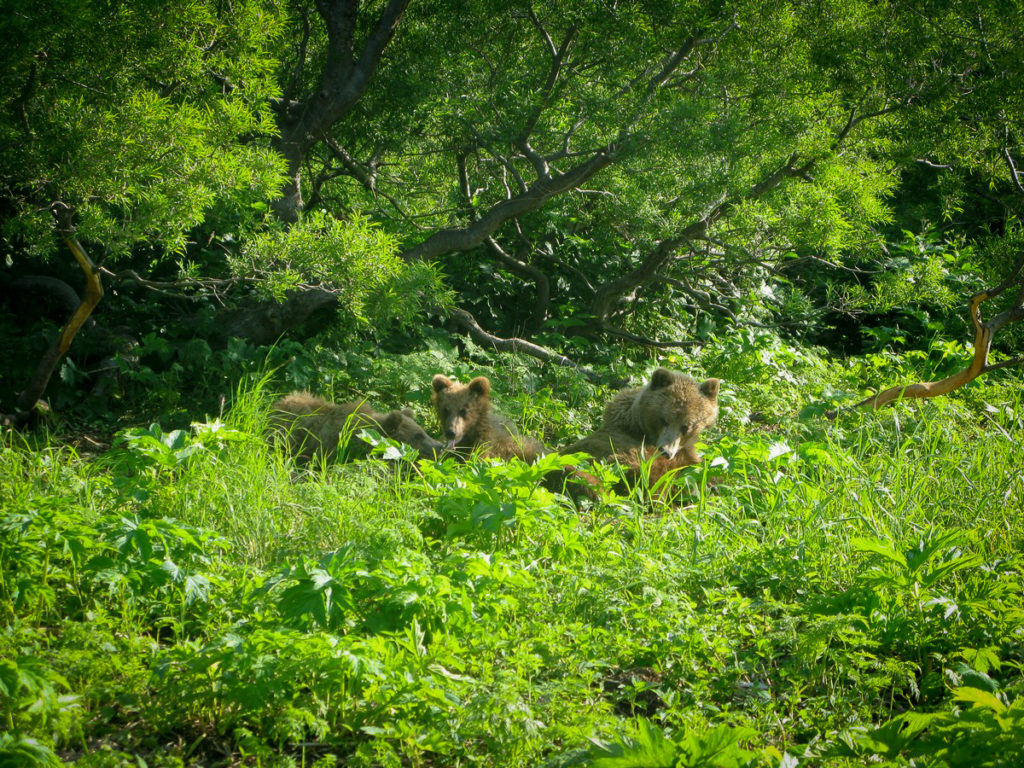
[854,255,1024,409]
[16,204,104,412]
[449,307,604,383]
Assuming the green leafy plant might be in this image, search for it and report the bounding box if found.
[417,452,581,548]
[0,655,77,765]
[836,679,1024,766]
[236,211,452,335]
[581,719,770,768]
[84,514,226,639]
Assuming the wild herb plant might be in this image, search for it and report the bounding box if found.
[1,341,1022,766]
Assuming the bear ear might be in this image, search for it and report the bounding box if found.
[468,376,490,397]
[432,374,454,394]
[700,378,721,399]
[380,411,403,433]
[400,408,415,419]
[649,368,675,390]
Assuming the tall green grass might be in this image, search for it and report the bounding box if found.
[1,349,1022,767]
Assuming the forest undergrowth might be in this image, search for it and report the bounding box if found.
[2,331,1023,767]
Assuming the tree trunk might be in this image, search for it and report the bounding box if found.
[271,0,411,222]
[15,217,103,414]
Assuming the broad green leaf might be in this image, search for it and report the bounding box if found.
[851,537,907,569]
[953,686,1006,712]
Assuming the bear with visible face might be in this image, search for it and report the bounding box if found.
[560,368,720,485]
[270,392,443,463]
[430,374,546,462]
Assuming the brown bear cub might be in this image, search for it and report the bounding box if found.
[560,368,720,487]
[270,392,443,463]
[430,374,547,462]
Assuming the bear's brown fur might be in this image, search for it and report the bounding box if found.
[430,374,546,462]
[560,368,720,488]
[270,392,443,463]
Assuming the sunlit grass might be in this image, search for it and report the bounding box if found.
[2,349,1022,767]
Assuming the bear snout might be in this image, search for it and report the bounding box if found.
[657,443,680,459]
[655,426,683,459]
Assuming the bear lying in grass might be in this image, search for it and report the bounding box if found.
[270,392,443,463]
[561,368,720,488]
[430,374,546,463]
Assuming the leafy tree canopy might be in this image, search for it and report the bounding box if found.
[0,0,285,258]
[1,0,1022,415]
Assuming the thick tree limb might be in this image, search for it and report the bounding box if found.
[854,255,1024,409]
[402,146,617,262]
[273,0,412,220]
[212,288,340,347]
[449,307,604,383]
[15,204,103,413]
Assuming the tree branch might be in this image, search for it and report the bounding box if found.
[585,150,808,325]
[854,254,1024,409]
[484,236,551,332]
[449,307,604,383]
[321,137,413,219]
[1003,148,1024,196]
[401,145,617,262]
[518,13,577,144]
[273,0,412,220]
[16,204,104,412]
[284,5,313,102]
[97,267,257,302]
[597,323,701,349]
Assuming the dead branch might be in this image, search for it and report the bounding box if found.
[854,255,1024,409]
[98,267,255,300]
[598,323,701,349]
[449,307,604,383]
[15,203,104,413]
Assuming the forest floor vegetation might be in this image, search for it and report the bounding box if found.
[2,330,1023,767]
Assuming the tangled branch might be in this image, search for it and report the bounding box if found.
[854,255,1024,409]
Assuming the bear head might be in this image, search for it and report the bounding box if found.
[379,408,445,459]
[632,368,720,459]
[431,374,491,449]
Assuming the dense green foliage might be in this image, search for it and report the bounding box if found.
[2,339,1023,766]
[0,0,285,256]
[1,0,1023,765]
[3,0,1022,361]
